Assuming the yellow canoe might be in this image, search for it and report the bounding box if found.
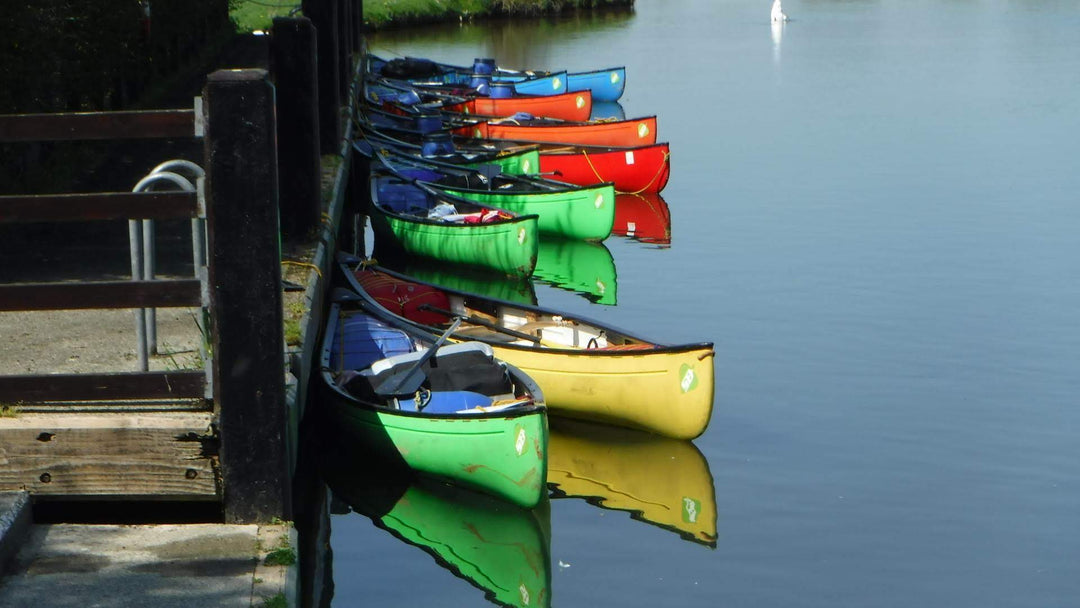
[343,258,716,439]
[547,418,718,547]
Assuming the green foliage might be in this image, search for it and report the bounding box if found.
[231,0,299,33]
[361,0,631,29]
[261,594,288,608]
[0,1,233,114]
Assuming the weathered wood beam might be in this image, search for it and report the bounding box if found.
[0,192,199,223]
[0,412,218,498]
[0,110,197,142]
[0,280,203,311]
[204,69,290,524]
[0,371,205,402]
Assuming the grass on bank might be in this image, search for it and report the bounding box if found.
[231,0,629,32]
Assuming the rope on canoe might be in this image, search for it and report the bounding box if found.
[281,260,322,280]
[581,149,671,195]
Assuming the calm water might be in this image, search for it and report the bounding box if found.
[323,1,1080,605]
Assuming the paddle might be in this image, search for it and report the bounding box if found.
[376,316,464,397]
[417,304,541,344]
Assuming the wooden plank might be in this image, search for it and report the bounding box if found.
[0,192,199,224]
[0,412,218,498]
[0,280,203,311]
[0,110,197,142]
[0,370,205,402]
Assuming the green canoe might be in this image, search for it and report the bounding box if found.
[326,470,552,608]
[320,298,549,508]
[464,148,541,177]
[428,179,616,242]
[368,169,539,278]
[375,148,615,241]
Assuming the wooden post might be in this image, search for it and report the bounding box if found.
[338,0,352,99]
[272,17,322,241]
[302,0,341,154]
[354,0,364,52]
[203,69,291,524]
[342,145,370,255]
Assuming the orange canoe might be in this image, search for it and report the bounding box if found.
[448,90,593,122]
[458,115,658,148]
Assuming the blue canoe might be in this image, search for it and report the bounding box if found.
[370,54,624,101]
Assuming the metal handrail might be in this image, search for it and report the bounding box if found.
[129,162,205,371]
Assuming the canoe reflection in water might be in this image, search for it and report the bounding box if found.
[376,249,539,307]
[613,193,672,246]
[547,418,718,548]
[325,464,552,608]
[373,230,617,307]
[533,236,617,306]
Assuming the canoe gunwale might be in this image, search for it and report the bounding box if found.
[320,304,547,423]
[368,171,541,227]
[344,260,713,358]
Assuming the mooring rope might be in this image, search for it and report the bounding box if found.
[580,149,671,195]
[281,259,322,280]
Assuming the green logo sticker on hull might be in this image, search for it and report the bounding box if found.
[682,496,701,524]
[679,364,698,393]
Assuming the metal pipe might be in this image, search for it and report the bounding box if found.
[131,169,198,364]
[128,218,148,371]
[149,163,207,276]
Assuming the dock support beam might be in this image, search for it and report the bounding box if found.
[272,17,322,241]
[302,0,342,154]
[203,69,291,524]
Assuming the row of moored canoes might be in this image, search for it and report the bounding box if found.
[320,54,713,511]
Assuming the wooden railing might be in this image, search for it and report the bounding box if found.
[0,108,208,404]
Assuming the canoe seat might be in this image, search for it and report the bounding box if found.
[367,341,493,375]
[512,321,605,348]
[396,390,492,413]
[342,342,515,406]
[376,182,432,214]
[330,313,415,371]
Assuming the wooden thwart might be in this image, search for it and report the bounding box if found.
[0,191,199,223]
[0,370,206,402]
[0,280,203,312]
[0,109,198,142]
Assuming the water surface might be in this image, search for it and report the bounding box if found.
[325,1,1080,605]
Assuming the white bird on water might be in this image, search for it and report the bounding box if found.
[771,0,788,22]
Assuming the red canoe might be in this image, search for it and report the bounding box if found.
[539,142,671,194]
[447,90,593,122]
[458,115,658,148]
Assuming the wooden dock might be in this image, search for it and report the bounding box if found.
[1,3,363,605]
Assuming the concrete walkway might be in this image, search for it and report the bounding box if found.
[0,501,296,607]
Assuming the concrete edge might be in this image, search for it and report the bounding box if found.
[0,492,32,575]
[251,523,299,607]
[284,57,359,475]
